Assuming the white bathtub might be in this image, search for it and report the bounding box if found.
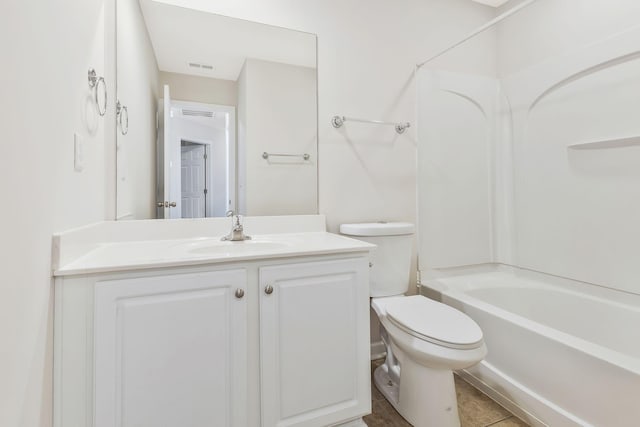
[421,265,640,427]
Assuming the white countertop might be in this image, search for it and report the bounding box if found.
[54,231,374,276]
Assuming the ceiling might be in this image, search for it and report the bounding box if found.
[139,0,317,82]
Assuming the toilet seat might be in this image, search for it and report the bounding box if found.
[379,296,483,350]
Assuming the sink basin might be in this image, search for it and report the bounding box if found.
[180,239,291,256]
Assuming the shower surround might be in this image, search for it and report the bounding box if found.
[417,9,640,426]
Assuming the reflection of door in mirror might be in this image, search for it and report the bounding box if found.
[155,84,170,219]
[180,142,207,218]
[168,98,235,219]
[116,0,318,220]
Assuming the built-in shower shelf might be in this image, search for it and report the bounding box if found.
[568,136,640,150]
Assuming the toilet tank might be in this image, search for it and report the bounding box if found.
[340,222,415,297]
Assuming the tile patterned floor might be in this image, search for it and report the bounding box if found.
[363,360,529,427]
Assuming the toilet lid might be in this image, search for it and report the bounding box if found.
[384,296,483,350]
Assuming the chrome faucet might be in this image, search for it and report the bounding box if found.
[221,210,251,241]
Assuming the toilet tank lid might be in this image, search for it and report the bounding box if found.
[340,222,415,237]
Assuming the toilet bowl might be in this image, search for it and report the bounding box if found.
[340,222,487,427]
[372,295,486,427]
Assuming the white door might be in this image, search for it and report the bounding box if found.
[94,270,248,427]
[181,143,207,218]
[156,84,174,218]
[259,258,371,427]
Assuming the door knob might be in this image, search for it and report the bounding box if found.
[157,201,177,208]
[235,288,245,299]
[264,284,274,295]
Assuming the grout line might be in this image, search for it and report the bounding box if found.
[455,374,530,426]
[484,415,513,427]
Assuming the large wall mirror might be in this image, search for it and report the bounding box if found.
[116,0,318,220]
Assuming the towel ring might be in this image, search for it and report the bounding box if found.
[88,68,107,116]
[117,100,129,135]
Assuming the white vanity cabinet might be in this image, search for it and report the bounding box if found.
[54,254,371,427]
[259,259,370,427]
[93,269,248,427]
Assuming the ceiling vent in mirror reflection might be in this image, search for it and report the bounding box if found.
[188,62,214,70]
[182,109,215,118]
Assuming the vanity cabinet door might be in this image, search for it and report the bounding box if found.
[259,258,371,427]
[94,270,248,427]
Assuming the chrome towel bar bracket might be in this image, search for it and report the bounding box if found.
[116,100,129,135]
[262,152,310,161]
[331,115,411,134]
[88,68,107,116]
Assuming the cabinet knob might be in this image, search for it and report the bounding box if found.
[264,284,274,295]
[235,288,245,299]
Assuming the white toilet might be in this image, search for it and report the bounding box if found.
[340,222,487,427]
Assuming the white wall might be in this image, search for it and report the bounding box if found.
[0,0,113,425]
[238,58,318,216]
[417,70,500,271]
[497,0,640,76]
[154,0,496,232]
[160,71,238,106]
[416,0,640,297]
[116,0,160,220]
[0,1,498,424]
[496,0,640,294]
[237,63,248,215]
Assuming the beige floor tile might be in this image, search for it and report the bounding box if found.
[371,381,385,402]
[365,361,529,427]
[369,360,386,402]
[363,397,412,427]
[455,376,513,427]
